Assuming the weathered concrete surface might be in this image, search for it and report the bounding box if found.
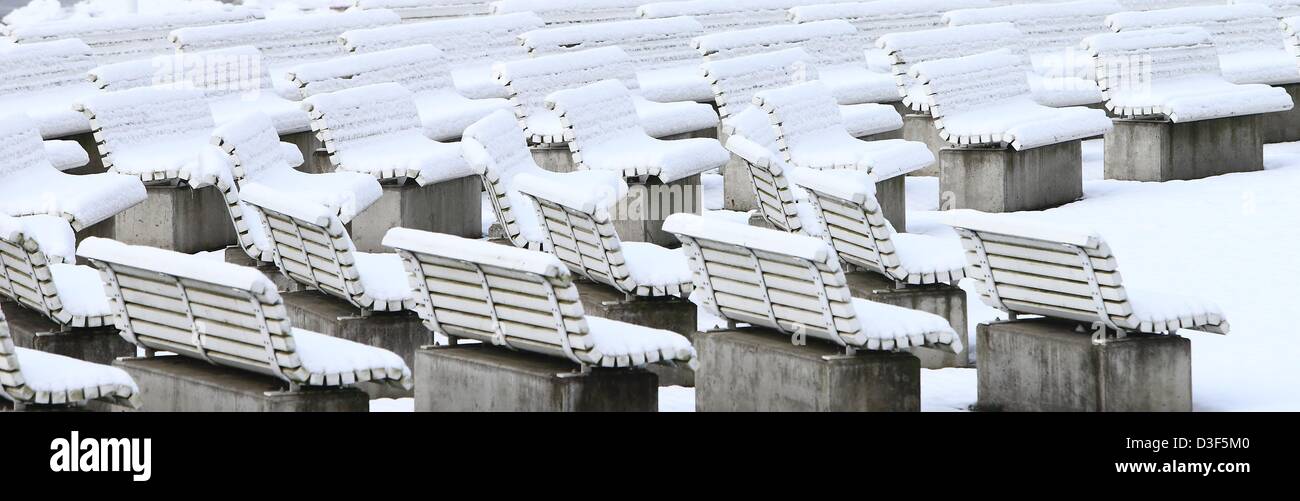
[1105,116,1263,182]
[719,128,756,212]
[845,271,968,369]
[0,301,134,366]
[75,217,116,260]
[576,281,697,387]
[977,319,1192,412]
[940,140,1082,213]
[115,355,369,412]
[416,345,658,412]
[112,184,238,253]
[876,174,907,233]
[284,130,331,175]
[59,131,106,175]
[611,174,702,248]
[1260,83,1300,144]
[347,175,482,252]
[902,114,946,177]
[695,328,920,412]
[283,290,430,373]
[861,128,904,142]
[531,143,576,174]
[222,246,303,293]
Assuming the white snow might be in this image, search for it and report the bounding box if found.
[49,263,112,318]
[369,397,415,412]
[618,242,694,289]
[640,0,821,32]
[10,346,138,396]
[384,227,567,277]
[585,316,697,367]
[0,39,97,137]
[77,237,279,300]
[0,214,76,264]
[490,0,644,25]
[352,252,417,303]
[664,212,830,261]
[3,4,256,63]
[169,10,401,76]
[355,0,491,21]
[289,327,412,380]
[944,0,1121,80]
[42,140,90,171]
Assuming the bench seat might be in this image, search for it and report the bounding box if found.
[43,140,90,171]
[0,215,114,328]
[4,343,140,408]
[0,84,95,138]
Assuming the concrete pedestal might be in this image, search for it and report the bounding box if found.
[532,143,577,174]
[875,174,907,233]
[75,217,116,258]
[940,140,1082,213]
[695,328,920,412]
[112,184,238,253]
[902,114,946,177]
[576,281,697,387]
[115,355,369,412]
[845,271,968,369]
[347,176,482,253]
[1260,83,1300,144]
[976,319,1192,412]
[283,130,331,175]
[58,131,105,176]
[861,128,904,142]
[222,246,303,293]
[1105,116,1263,182]
[720,128,757,212]
[283,290,430,373]
[415,344,658,412]
[0,301,134,366]
[611,174,702,248]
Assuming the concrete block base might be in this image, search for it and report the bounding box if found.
[347,176,482,253]
[415,344,658,412]
[902,114,946,177]
[531,143,577,174]
[283,290,430,371]
[0,301,134,366]
[74,217,116,258]
[1260,83,1300,144]
[611,174,702,248]
[695,328,920,412]
[719,128,756,212]
[845,271,968,369]
[115,355,369,412]
[1105,116,1263,182]
[58,131,105,176]
[112,183,238,253]
[860,128,904,142]
[976,319,1192,412]
[222,246,303,293]
[576,281,697,387]
[876,174,907,233]
[940,140,1083,213]
[283,130,331,175]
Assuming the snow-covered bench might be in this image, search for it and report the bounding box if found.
[943,211,1230,336]
[944,1,1120,95]
[909,50,1113,150]
[211,114,383,263]
[693,20,900,105]
[520,16,713,103]
[44,139,92,172]
[515,172,695,298]
[302,83,472,186]
[0,117,145,234]
[0,39,97,139]
[355,0,491,21]
[638,0,823,32]
[1,307,140,410]
[169,10,401,83]
[789,0,995,71]
[77,237,414,391]
[491,0,646,25]
[794,170,966,285]
[1234,0,1300,17]
[340,12,543,100]
[1106,4,1300,86]
[86,46,311,136]
[721,122,832,236]
[463,110,627,251]
[703,48,903,139]
[664,213,962,352]
[239,184,416,313]
[0,215,113,329]
[1,7,257,63]
[384,228,697,367]
[495,47,719,145]
[285,45,509,141]
[1117,0,1228,9]
[74,88,220,183]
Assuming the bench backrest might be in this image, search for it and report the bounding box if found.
[3,8,257,63]
[78,237,313,384]
[301,82,425,176]
[492,0,647,25]
[170,10,400,70]
[639,0,822,32]
[877,22,1022,110]
[462,110,549,251]
[520,16,706,72]
[0,215,85,327]
[944,1,1121,59]
[384,228,598,363]
[703,48,815,120]
[496,47,639,144]
[89,46,272,98]
[355,0,492,21]
[210,114,292,262]
[1084,27,1223,117]
[0,39,96,97]
[74,87,215,181]
[240,184,411,312]
[752,81,852,165]
[1232,0,1300,17]
[909,49,1034,135]
[1106,4,1287,58]
[789,0,993,44]
[340,12,541,71]
[725,132,809,235]
[664,213,871,347]
[694,20,861,68]
[0,116,56,182]
[546,80,646,166]
[1117,0,1225,9]
[0,307,137,407]
[286,44,451,99]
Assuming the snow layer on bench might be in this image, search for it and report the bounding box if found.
[49,264,111,319]
[585,316,695,364]
[42,140,89,171]
[851,298,962,352]
[289,328,412,380]
[13,347,138,396]
[77,237,280,299]
[0,214,76,263]
[619,242,694,289]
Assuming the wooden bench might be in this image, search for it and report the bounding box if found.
[355,0,492,21]
[0,39,97,139]
[0,215,113,329]
[1234,0,1300,18]
[789,0,994,70]
[340,12,543,99]
[639,0,828,32]
[491,0,646,25]
[520,16,713,103]
[285,44,510,141]
[1,307,140,410]
[2,7,257,63]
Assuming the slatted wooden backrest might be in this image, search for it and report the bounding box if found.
[0,307,138,407]
[355,0,492,21]
[722,116,806,235]
[0,39,96,96]
[910,49,1035,145]
[78,238,311,385]
[286,44,452,99]
[876,23,1023,111]
[0,309,33,403]
[495,47,640,144]
[665,213,864,347]
[0,217,70,326]
[340,12,542,68]
[703,48,814,120]
[1084,27,1223,118]
[546,80,647,168]
[693,20,860,65]
[0,117,56,184]
[301,82,424,177]
[493,0,647,25]
[170,10,400,70]
[1234,0,1300,18]
[520,16,705,72]
[385,228,596,363]
[74,87,214,182]
[210,114,292,263]
[462,110,548,251]
[789,0,994,44]
[944,1,1122,59]
[3,8,257,63]
[1106,4,1286,56]
[639,0,813,32]
[752,81,851,165]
